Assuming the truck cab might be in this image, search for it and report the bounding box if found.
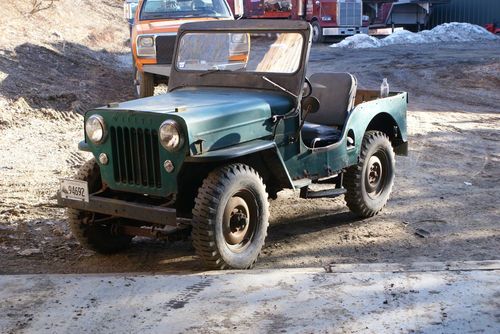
[126,0,236,97]
[59,20,408,270]
[303,0,368,42]
[226,0,368,43]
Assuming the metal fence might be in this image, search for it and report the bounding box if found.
[429,0,500,27]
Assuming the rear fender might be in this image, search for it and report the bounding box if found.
[346,92,408,157]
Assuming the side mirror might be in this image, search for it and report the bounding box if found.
[123,0,138,21]
[301,96,320,118]
[233,0,244,18]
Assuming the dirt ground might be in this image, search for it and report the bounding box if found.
[0,1,499,274]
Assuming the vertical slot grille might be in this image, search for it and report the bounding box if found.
[338,0,362,27]
[110,126,162,188]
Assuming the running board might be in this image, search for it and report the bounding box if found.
[300,187,347,199]
[293,178,312,190]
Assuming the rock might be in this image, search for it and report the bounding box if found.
[18,248,42,256]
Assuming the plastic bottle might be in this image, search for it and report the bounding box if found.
[380,78,389,98]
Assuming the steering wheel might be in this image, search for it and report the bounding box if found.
[303,77,312,98]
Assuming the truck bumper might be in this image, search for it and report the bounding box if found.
[143,64,171,77]
[323,27,368,36]
[57,194,183,227]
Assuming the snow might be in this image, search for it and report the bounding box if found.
[331,23,498,49]
[331,33,381,49]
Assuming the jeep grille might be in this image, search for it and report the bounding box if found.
[110,126,162,188]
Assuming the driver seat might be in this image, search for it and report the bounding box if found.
[302,72,357,147]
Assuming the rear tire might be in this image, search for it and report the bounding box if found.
[134,67,155,98]
[344,131,395,218]
[67,159,132,254]
[191,164,269,270]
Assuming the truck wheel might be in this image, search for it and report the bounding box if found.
[312,21,325,43]
[344,131,395,218]
[67,159,132,254]
[134,67,154,98]
[192,164,269,270]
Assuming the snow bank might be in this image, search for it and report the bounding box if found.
[330,33,381,48]
[331,23,498,49]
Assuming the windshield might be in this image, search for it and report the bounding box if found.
[140,0,232,20]
[176,32,304,74]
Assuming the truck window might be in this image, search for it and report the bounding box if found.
[140,0,232,20]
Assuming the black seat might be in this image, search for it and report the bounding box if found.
[302,123,342,147]
[301,72,357,148]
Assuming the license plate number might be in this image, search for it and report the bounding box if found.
[60,179,89,202]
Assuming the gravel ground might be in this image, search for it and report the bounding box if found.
[0,1,499,274]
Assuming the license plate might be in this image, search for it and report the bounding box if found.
[60,179,89,202]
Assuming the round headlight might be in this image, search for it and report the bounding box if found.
[85,114,106,144]
[159,120,184,152]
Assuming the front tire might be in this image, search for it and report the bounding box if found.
[134,67,155,98]
[344,131,395,218]
[67,159,132,254]
[312,21,325,43]
[191,164,270,270]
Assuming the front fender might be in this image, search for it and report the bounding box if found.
[185,139,294,189]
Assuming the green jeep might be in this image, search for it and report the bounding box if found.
[58,20,408,270]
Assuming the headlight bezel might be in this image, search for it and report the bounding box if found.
[136,35,156,58]
[159,120,184,152]
[85,114,107,145]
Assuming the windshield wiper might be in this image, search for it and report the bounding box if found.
[143,13,171,19]
[199,67,246,77]
[262,76,298,99]
[199,68,224,77]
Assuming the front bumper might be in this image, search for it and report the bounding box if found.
[57,193,183,227]
[143,64,171,77]
[323,27,368,36]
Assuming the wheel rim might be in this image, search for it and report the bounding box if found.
[313,25,320,42]
[222,191,258,252]
[364,152,388,199]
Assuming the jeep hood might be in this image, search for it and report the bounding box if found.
[105,88,294,154]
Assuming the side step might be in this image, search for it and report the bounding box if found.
[300,187,347,199]
[293,178,312,190]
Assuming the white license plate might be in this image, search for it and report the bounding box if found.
[60,179,89,202]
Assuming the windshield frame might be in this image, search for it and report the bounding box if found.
[174,31,305,76]
[139,0,233,21]
[168,20,312,100]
